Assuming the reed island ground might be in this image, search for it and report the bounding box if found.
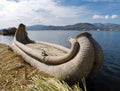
[0,43,83,91]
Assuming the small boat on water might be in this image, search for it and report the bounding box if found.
[11,24,103,82]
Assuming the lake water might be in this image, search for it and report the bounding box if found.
[0,30,120,91]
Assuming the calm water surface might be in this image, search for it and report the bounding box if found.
[0,30,120,91]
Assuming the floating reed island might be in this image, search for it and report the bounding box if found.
[11,23,103,83]
[0,27,16,35]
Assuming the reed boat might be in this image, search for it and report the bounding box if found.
[11,24,103,82]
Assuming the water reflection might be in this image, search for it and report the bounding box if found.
[0,35,13,45]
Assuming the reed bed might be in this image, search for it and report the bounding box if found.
[0,44,86,91]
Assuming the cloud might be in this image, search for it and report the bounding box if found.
[0,0,88,28]
[92,14,118,20]
[92,15,104,19]
[111,15,118,19]
[105,15,109,20]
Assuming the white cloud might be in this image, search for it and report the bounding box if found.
[0,0,87,28]
[105,15,109,19]
[92,14,118,20]
[111,15,118,19]
[92,15,104,19]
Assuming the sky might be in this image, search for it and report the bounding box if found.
[0,0,120,28]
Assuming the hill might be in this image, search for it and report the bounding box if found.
[93,23,120,31]
[26,23,120,31]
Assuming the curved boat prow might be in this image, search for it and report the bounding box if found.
[15,23,34,44]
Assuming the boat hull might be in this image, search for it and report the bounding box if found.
[11,24,103,82]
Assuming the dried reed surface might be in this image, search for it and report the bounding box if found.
[0,44,85,91]
[27,43,67,56]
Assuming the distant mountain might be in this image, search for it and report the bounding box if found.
[93,23,120,30]
[26,23,120,31]
[93,23,105,28]
[62,23,97,30]
[26,25,46,30]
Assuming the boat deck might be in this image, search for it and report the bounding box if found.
[26,43,68,56]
